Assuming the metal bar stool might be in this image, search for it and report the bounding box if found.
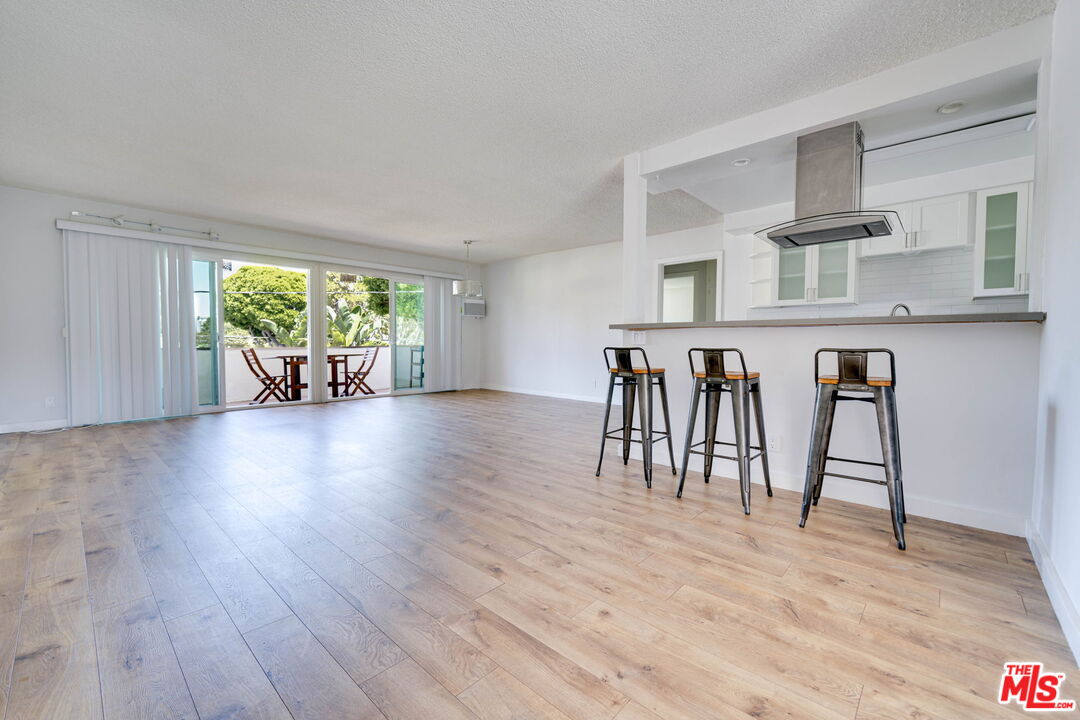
[799,348,907,550]
[595,347,676,488]
[676,348,772,513]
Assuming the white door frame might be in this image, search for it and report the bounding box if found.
[652,251,724,323]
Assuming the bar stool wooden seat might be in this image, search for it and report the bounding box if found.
[676,348,772,513]
[799,348,907,550]
[596,347,676,488]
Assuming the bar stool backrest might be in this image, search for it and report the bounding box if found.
[688,348,748,382]
[603,346,651,377]
[839,351,868,385]
[814,348,897,387]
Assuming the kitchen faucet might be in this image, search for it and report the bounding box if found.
[890,303,912,317]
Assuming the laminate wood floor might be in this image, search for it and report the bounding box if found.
[0,390,1074,720]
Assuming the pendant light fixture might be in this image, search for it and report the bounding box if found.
[452,240,483,297]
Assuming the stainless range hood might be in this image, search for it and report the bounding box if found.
[755,121,902,249]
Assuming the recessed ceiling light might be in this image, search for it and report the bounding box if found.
[731,158,751,167]
[937,101,965,115]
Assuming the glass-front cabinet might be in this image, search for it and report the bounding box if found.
[816,242,852,300]
[771,241,856,305]
[974,183,1029,297]
[776,247,808,302]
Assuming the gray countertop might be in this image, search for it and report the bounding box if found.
[608,311,1046,331]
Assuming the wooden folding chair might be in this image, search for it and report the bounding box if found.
[241,348,290,404]
[343,346,380,396]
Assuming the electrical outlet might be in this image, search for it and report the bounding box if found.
[44,396,56,409]
[768,435,782,452]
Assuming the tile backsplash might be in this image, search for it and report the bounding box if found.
[747,247,1029,319]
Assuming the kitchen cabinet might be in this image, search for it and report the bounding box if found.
[771,241,856,305]
[974,183,1030,297]
[861,193,971,257]
[912,193,972,250]
[861,203,910,257]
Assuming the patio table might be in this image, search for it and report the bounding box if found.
[273,354,355,400]
[327,354,354,398]
[273,354,308,401]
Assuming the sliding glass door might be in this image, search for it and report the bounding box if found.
[325,270,391,397]
[193,252,427,409]
[324,270,426,399]
[221,259,311,407]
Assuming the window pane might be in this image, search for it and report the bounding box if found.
[394,282,424,390]
[221,260,310,406]
[326,272,390,397]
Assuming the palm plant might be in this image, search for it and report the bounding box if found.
[258,311,308,347]
[326,299,389,347]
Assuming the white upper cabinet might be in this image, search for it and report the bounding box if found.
[911,193,972,250]
[769,241,856,306]
[861,203,910,257]
[862,193,972,257]
[974,183,1030,297]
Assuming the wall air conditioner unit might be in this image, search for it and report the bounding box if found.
[461,298,486,317]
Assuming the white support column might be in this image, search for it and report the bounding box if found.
[622,152,648,327]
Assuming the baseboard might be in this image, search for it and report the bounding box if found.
[0,418,67,434]
[482,384,609,405]
[902,493,1027,537]
[1027,523,1080,666]
[668,459,1028,536]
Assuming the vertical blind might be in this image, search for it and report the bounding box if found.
[423,276,462,392]
[64,230,195,425]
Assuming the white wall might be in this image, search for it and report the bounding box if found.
[483,242,622,402]
[0,185,471,432]
[1029,0,1080,664]
[483,224,733,401]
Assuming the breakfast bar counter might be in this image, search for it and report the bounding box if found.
[601,310,1044,536]
[609,311,1045,331]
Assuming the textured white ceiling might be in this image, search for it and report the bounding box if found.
[0,0,1054,262]
[664,67,1039,214]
